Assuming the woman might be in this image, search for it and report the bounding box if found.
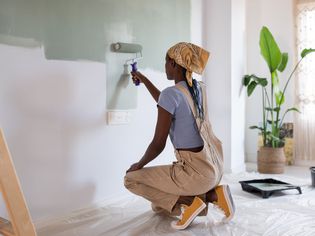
[124,42,235,230]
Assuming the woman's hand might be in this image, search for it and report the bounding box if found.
[130,71,147,85]
[130,71,161,103]
[126,162,143,173]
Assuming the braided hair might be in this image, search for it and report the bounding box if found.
[182,68,204,120]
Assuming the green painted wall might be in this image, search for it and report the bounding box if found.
[0,0,191,109]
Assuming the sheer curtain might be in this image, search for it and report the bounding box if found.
[295,0,315,163]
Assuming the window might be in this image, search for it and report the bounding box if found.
[295,0,315,162]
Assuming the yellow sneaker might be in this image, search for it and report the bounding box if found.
[171,196,206,230]
[213,185,235,222]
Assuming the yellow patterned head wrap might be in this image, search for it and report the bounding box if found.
[167,42,210,87]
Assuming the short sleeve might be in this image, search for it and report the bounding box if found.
[157,88,178,115]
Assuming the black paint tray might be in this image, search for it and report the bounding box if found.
[239,178,302,198]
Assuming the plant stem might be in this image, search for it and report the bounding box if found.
[279,110,290,128]
[271,72,275,147]
[264,88,271,145]
[264,88,271,108]
[262,87,266,146]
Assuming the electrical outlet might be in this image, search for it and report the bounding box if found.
[107,110,131,125]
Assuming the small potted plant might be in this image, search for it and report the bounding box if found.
[243,26,314,174]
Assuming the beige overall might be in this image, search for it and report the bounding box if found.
[124,82,224,215]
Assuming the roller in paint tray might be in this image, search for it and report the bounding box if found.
[112,42,143,86]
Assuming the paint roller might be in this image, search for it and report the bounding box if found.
[111,42,143,86]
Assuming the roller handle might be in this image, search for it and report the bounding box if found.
[131,62,140,86]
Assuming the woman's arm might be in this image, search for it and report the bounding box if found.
[131,71,161,102]
[126,106,172,172]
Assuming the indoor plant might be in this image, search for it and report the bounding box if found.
[243,26,315,173]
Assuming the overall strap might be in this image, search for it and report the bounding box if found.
[175,81,209,122]
[175,83,198,119]
[198,81,209,121]
[176,82,224,173]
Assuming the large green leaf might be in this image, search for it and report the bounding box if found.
[257,78,268,87]
[249,126,264,131]
[301,48,315,58]
[247,81,257,96]
[243,74,268,87]
[280,107,301,127]
[277,52,288,72]
[243,75,251,86]
[275,91,285,106]
[271,71,284,106]
[271,71,279,87]
[260,26,282,72]
[285,107,300,114]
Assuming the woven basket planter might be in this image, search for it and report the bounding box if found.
[257,146,286,174]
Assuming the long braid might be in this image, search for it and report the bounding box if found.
[182,69,204,120]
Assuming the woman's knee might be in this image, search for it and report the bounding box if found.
[124,172,135,189]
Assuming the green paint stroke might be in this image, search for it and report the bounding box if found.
[0,0,191,109]
[0,0,190,67]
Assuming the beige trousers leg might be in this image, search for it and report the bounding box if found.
[124,148,222,215]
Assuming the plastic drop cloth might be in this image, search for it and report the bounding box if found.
[37,172,315,236]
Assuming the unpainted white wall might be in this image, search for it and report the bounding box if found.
[203,0,246,173]
[231,0,247,172]
[0,0,204,222]
[203,0,232,172]
[0,0,250,222]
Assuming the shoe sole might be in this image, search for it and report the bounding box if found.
[221,185,235,222]
[171,202,206,230]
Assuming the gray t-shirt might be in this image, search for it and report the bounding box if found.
[157,81,204,149]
